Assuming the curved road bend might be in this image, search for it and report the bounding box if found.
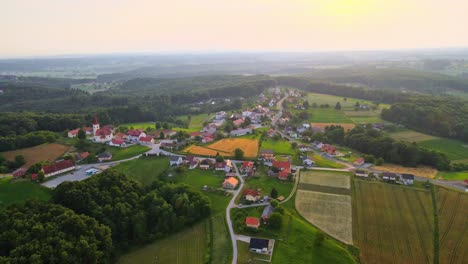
[226,161,245,264]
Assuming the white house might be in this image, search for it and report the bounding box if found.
[126,129,146,142]
[169,156,184,166]
[68,128,80,138]
[139,136,154,145]
[109,138,126,148]
[401,174,414,185]
[230,128,252,137]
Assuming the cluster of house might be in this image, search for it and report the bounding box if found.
[68,116,155,147]
[12,159,76,179]
[258,150,293,181]
[311,141,338,157]
[354,170,415,185]
[245,204,275,230]
[282,123,311,138]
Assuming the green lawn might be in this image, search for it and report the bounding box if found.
[119,122,155,130]
[349,116,385,124]
[109,145,151,161]
[237,241,270,263]
[0,177,52,210]
[418,138,468,161]
[308,108,354,123]
[112,157,170,186]
[310,153,346,169]
[260,138,295,155]
[307,92,389,110]
[243,173,294,201]
[436,170,468,181]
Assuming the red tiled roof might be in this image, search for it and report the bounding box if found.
[111,138,125,145]
[80,152,90,159]
[242,161,254,169]
[31,173,38,180]
[245,217,260,227]
[189,131,201,137]
[93,115,99,125]
[272,161,291,170]
[278,169,291,180]
[464,179,468,184]
[354,158,365,165]
[233,118,244,126]
[95,128,112,138]
[139,136,153,142]
[12,168,27,178]
[223,177,239,186]
[69,128,80,135]
[115,132,126,139]
[243,189,260,197]
[215,162,227,168]
[42,160,74,175]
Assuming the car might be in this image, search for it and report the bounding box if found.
[238,204,243,208]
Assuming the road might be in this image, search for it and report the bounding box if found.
[226,161,245,264]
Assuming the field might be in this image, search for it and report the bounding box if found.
[108,145,151,161]
[308,108,353,123]
[1,143,70,168]
[118,220,207,264]
[309,153,346,169]
[353,180,434,264]
[418,138,468,162]
[184,138,259,158]
[436,186,468,264]
[311,122,356,131]
[119,122,155,130]
[436,170,468,181]
[244,173,294,201]
[388,130,438,142]
[0,177,52,210]
[296,170,353,244]
[260,138,295,155]
[237,241,270,263]
[210,214,231,264]
[307,93,388,109]
[112,157,169,186]
[373,164,438,179]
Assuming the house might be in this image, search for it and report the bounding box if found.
[186,156,199,169]
[200,159,213,170]
[126,129,146,142]
[311,141,323,149]
[84,127,93,135]
[272,161,291,171]
[355,169,368,177]
[109,138,127,147]
[202,124,217,134]
[242,111,253,118]
[382,172,398,182]
[353,158,365,166]
[42,160,75,177]
[372,123,385,131]
[160,139,176,148]
[259,149,274,162]
[12,168,27,178]
[78,151,90,161]
[68,128,80,138]
[169,156,184,166]
[31,173,38,181]
[298,145,308,152]
[321,144,337,156]
[214,111,227,120]
[139,136,154,145]
[233,118,244,127]
[243,189,260,202]
[188,131,201,139]
[202,135,215,143]
[267,129,276,137]
[97,152,112,162]
[230,128,252,137]
[278,170,291,181]
[262,205,275,224]
[249,238,271,254]
[245,217,260,229]
[222,177,239,189]
[115,132,127,140]
[215,161,227,171]
[303,157,314,167]
[92,116,113,143]
[401,174,414,185]
[241,161,254,175]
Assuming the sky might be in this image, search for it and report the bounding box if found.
[1,0,467,57]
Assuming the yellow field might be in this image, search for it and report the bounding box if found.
[296,190,353,244]
[185,138,259,158]
[300,170,350,189]
[311,123,356,131]
[1,143,70,168]
[373,164,437,179]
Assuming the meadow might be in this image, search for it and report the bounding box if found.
[388,130,438,142]
[436,170,468,181]
[310,122,356,131]
[1,143,70,168]
[353,180,434,264]
[260,137,295,156]
[418,138,468,162]
[243,172,294,201]
[112,157,169,186]
[308,108,353,123]
[436,186,468,264]
[108,145,151,161]
[299,170,351,189]
[309,153,346,169]
[0,177,51,210]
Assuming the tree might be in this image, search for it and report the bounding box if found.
[215,155,224,163]
[270,188,278,199]
[75,139,90,151]
[14,155,25,167]
[303,101,309,109]
[298,111,309,120]
[234,148,244,160]
[335,102,342,110]
[355,101,360,108]
[376,157,384,166]
[37,170,45,182]
[343,97,347,101]
[268,212,282,229]
[155,122,161,129]
[291,142,298,149]
[77,129,86,140]
[270,199,279,208]
[162,122,169,129]
[314,231,325,247]
[159,131,165,139]
[312,102,318,108]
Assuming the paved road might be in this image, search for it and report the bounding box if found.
[226,161,245,264]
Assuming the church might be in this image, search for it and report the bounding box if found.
[92,116,114,143]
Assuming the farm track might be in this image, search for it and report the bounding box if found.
[439,194,460,247]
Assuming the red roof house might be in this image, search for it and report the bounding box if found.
[241,161,254,173]
[139,136,154,144]
[12,168,27,178]
[321,144,337,156]
[245,217,260,229]
[243,189,260,202]
[353,158,365,166]
[68,128,80,138]
[278,169,291,180]
[79,152,90,160]
[31,173,38,180]
[110,138,126,147]
[272,161,291,171]
[233,118,244,127]
[42,160,75,177]
[189,131,201,139]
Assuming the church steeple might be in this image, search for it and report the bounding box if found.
[92,115,100,136]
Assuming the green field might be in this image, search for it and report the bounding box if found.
[307,93,389,110]
[243,173,294,201]
[389,130,438,142]
[436,170,468,181]
[112,157,170,186]
[118,220,208,264]
[418,138,468,161]
[237,241,270,263]
[349,116,385,124]
[260,138,295,155]
[308,108,353,123]
[309,153,346,169]
[0,177,52,210]
[109,145,151,161]
[210,214,232,264]
[119,122,155,130]
[353,180,434,264]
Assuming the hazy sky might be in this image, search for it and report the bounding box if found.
[1,0,467,57]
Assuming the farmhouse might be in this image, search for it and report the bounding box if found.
[303,157,314,167]
[222,177,239,189]
[353,158,365,166]
[233,118,244,127]
[355,169,369,177]
[401,174,414,185]
[169,156,184,166]
[230,128,252,137]
[259,149,274,162]
[68,128,80,138]
[186,156,199,169]
[272,161,291,171]
[42,160,75,177]
[126,129,146,142]
[278,170,291,181]
[200,159,213,170]
[311,141,323,149]
[249,238,272,255]
[382,172,398,183]
[139,136,154,145]
[109,138,126,147]
[321,144,337,156]
[243,189,260,202]
[12,168,27,178]
[188,131,201,139]
[97,152,112,162]
[245,217,260,229]
[241,161,254,175]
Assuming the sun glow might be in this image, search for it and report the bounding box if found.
[319,0,380,16]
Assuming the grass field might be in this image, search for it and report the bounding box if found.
[349,116,385,124]
[237,241,270,264]
[308,108,354,123]
[436,170,468,181]
[296,170,353,244]
[108,145,151,161]
[388,130,438,142]
[0,177,52,210]
[1,143,70,168]
[211,214,231,264]
[311,122,356,131]
[118,220,207,264]
[184,138,259,158]
[418,138,468,161]
[119,122,155,130]
[309,153,346,169]
[373,164,438,179]
[436,186,468,264]
[353,180,434,264]
[112,157,169,186]
[307,93,388,110]
[260,138,295,155]
[244,173,294,200]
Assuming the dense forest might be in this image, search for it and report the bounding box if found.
[53,170,211,249]
[381,96,468,142]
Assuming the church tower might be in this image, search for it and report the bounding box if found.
[92,115,100,136]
